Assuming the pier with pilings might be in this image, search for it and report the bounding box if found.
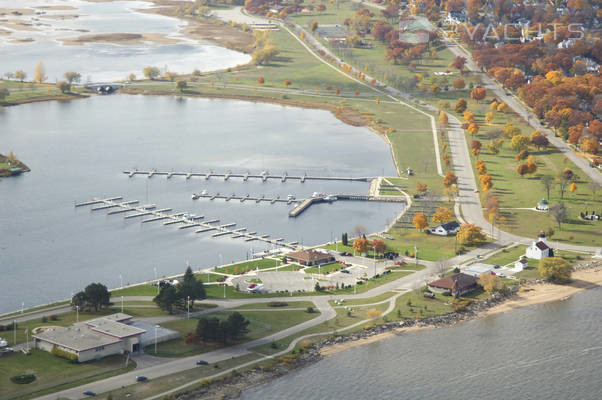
[74,197,299,249]
[124,169,372,183]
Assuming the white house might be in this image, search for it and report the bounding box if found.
[464,263,494,278]
[525,231,552,260]
[514,258,528,271]
[429,221,460,236]
[536,198,549,211]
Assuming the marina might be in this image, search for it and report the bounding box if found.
[75,197,299,249]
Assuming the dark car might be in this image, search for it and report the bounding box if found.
[340,252,352,257]
[136,376,148,382]
[196,360,209,366]
[83,391,96,397]
[341,269,350,274]
[494,265,501,269]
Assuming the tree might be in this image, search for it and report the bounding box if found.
[517,163,529,177]
[34,62,46,83]
[342,232,348,246]
[310,21,318,33]
[413,212,428,231]
[143,66,160,80]
[64,71,81,85]
[470,87,486,103]
[556,171,573,199]
[538,257,572,283]
[15,70,26,82]
[497,102,508,112]
[478,273,505,293]
[468,123,479,135]
[443,172,458,187]
[84,283,110,311]
[451,56,467,72]
[179,266,206,305]
[527,156,538,175]
[283,80,292,87]
[479,173,493,191]
[432,207,452,223]
[366,309,382,319]
[515,149,529,161]
[257,76,264,84]
[352,237,368,254]
[549,203,568,230]
[252,45,279,65]
[455,98,467,113]
[370,239,386,253]
[416,182,427,194]
[128,73,136,82]
[540,175,554,200]
[196,316,220,342]
[452,78,465,89]
[154,284,179,314]
[225,312,250,340]
[485,112,494,124]
[532,134,549,150]
[176,80,187,92]
[487,139,503,154]
[439,112,448,126]
[510,134,530,152]
[71,291,88,310]
[0,86,9,101]
[457,224,487,245]
[56,81,70,93]
[569,182,577,193]
[579,136,599,153]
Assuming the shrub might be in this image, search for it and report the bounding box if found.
[41,316,48,323]
[306,306,315,313]
[49,315,58,321]
[10,375,36,385]
[51,346,78,362]
[268,302,288,307]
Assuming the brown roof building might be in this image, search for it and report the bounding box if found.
[286,249,335,266]
[428,273,478,297]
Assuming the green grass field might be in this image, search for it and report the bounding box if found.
[148,309,320,357]
[0,350,133,400]
[214,258,280,274]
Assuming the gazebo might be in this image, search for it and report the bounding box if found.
[536,198,549,211]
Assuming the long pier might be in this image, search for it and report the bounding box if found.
[75,197,298,249]
[124,169,371,183]
[193,192,297,204]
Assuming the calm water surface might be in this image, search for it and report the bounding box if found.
[0,95,402,312]
[242,287,602,400]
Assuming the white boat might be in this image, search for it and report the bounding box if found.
[324,195,338,201]
[0,339,7,348]
[201,190,208,195]
[287,194,295,200]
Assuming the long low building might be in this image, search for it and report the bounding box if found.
[33,313,146,362]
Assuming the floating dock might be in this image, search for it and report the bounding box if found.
[124,169,371,183]
[75,197,298,249]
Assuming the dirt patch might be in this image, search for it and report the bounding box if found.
[60,32,181,46]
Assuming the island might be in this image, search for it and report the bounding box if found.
[0,153,30,177]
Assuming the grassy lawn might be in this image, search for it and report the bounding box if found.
[231,301,315,310]
[304,262,345,275]
[214,258,281,274]
[273,264,304,272]
[147,309,320,357]
[382,227,476,261]
[329,292,396,307]
[111,285,158,297]
[483,245,529,267]
[0,350,134,400]
[391,290,455,320]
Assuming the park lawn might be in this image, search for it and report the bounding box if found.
[148,309,320,357]
[382,227,473,261]
[304,262,345,275]
[232,301,316,310]
[99,353,262,400]
[515,267,541,281]
[483,245,529,266]
[289,1,361,26]
[111,285,157,297]
[214,258,280,274]
[330,291,396,307]
[0,81,89,105]
[0,301,70,320]
[322,270,414,296]
[273,264,304,272]
[0,350,133,400]
[391,289,455,320]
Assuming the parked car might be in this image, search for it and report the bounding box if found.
[494,265,501,269]
[341,269,350,274]
[83,391,96,397]
[340,252,352,256]
[136,376,148,382]
[196,360,209,365]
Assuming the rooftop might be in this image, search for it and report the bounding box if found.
[86,318,146,339]
[287,249,333,262]
[33,323,121,352]
[429,273,478,291]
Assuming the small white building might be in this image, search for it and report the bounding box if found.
[536,198,549,211]
[464,263,494,278]
[429,221,460,236]
[514,258,528,271]
[525,231,552,260]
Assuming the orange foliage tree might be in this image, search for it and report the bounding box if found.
[413,212,429,231]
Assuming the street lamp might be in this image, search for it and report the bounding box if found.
[119,274,123,289]
[414,245,418,267]
[154,325,159,354]
[121,296,124,313]
[187,296,190,319]
[21,302,24,314]
[76,305,79,323]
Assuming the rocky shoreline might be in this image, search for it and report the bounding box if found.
[168,286,523,399]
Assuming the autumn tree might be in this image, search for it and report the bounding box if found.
[485,112,494,124]
[34,61,46,83]
[515,149,529,161]
[479,173,493,191]
[468,123,480,135]
[452,78,465,89]
[432,207,452,223]
[502,122,521,138]
[487,139,503,154]
[143,66,160,80]
[257,76,264,84]
[370,239,386,253]
[284,80,292,87]
[517,163,529,177]
[538,257,572,283]
[455,98,467,113]
[443,172,458,187]
[15,70,26,82]
[352,237,369,254]
[439,111,449,126]
[526,156,538,175]
[470,87,486,103]
[579,136,599,153]
[252,44,280,65]
[56,81,70,93]
[451,56,467,73]
[64,71,81,85]
[413,212,429,231]
[457,224,487,245]
[497,102,508,112]
[569,182,577,193]
[478,273,505,293]
[416,182,427,194]
[510,134,530,152]
[532,133,549,150]
[310,21,318,32]
[476,160,487,175]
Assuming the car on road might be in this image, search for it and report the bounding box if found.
[83,391,96,397]
[339,252,352,256]
[494,265,501,269]
[196,360,209,365]
[341,269,350,274]
[136,376,148,382]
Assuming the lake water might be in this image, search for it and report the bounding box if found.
[0,94,402,313]
[241,287,602,400]
[0,0,249,82]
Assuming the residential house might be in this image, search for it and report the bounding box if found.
[428,273,478,297]
[429,221,461,236]
[285,249,334,266]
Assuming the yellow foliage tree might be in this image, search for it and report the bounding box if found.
[432,207,452,223]
[366,309,382,319]
[457,224,487,245]
[497,102,508,112]
[478,273,505,293]
[413,212,428,231]
[468,123,479,135]
[439,112,449,126]
[538,257,572,283]
[485,112,494,124]
[34,61,46,83]
[353,237,369,254]
[569,182,577,193]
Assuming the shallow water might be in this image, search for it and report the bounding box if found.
[0,94,402,312]
[0,0,249,82]
[241,287,602,400]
